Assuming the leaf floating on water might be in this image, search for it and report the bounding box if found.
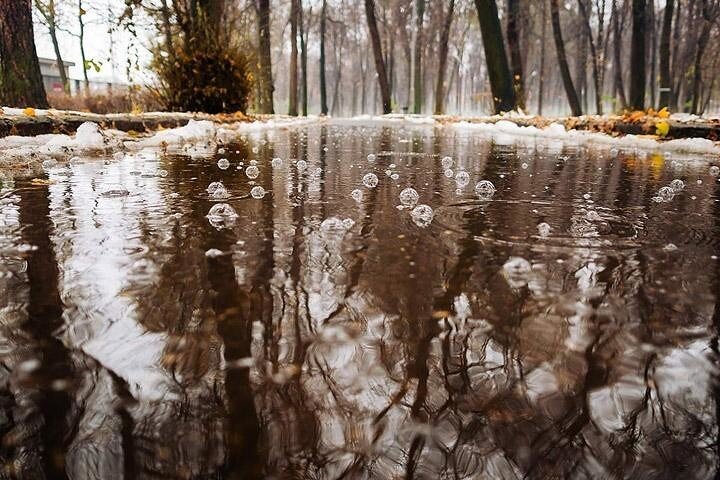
[30,178,54,186]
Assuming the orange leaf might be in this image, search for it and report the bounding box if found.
[657,107,670,119]
[23,107,36,117]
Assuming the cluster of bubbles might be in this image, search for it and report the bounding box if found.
[652,178,685,203]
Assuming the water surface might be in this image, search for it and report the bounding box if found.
[1,121,720,479]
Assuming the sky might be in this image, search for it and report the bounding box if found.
[32,0,152,86]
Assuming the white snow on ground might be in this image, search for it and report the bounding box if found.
[0,114,718,176]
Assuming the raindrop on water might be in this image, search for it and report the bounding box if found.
[710,165,720,177]
[207,181,230,199]
[296,160,308,171]
[521,162,529,170]
[367,153,377,162]
[351,188,363,202]
[271,157,283,168]
[217,158,230,170]
[207,203,238,229]
[444,169,454,178]
[441,156,453,169]
[669,179,685,192]
[657,186,675,202]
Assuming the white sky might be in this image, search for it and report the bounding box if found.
[32,1,153,85]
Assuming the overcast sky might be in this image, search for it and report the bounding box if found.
[32,1,152,85]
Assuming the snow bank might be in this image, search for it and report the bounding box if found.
[132,119,217,148]
[452,120,720,156]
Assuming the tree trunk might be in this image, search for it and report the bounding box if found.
[690,7,711,114]
[78,0,89,91]
[506,0,525,110]
[364,0,392,114]
[538,0,547,115]
[611,0,628,109]
[319,0,328,115]
[434,0,455,115]
[36,0,69,94]
[256,0,274,114]
[288,0,299,116]
[473,0,517,113]
[413,0,425,114]
[299,0,308,116]
[550,0,583,115]
[578,0,603,114]
[658,0,674,108]
[0,0,48,107]
[629,0,647,110]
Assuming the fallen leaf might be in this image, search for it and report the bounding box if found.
[23,107,36,117]
[655,120,670,137]
[30,178,54,185]
[657,107,670,119]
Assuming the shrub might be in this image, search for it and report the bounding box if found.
[150,35,252,114]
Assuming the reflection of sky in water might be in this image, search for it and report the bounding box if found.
[1,121,720,478]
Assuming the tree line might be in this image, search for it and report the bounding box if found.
[1,0,718,116]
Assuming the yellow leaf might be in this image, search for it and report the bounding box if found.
[23,107,36,117]
[30,178,54,185]
[657,107,670,119]
[655,120,670,137]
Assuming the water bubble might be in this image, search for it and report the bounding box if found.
[663,243,678,252]
[113,152,124,162]
[42,159,57,170]
[585,210,601,222]
[658,186,675,202]
[441,156,453,169]
[367,153,377,162]
[610,148,619,157]
[205,248,224,258]
[537,222,551,237]
[251,146,259,154]
[217,158,230,170]
[296,160,308,171]
[271,157,283,168]
[669,179,685,192]
[389,163,397,169]
[410,204,434,228]
[342,218,355,229]
[391,173,399,180]
[385,169,393,177]
[474,180,496,198]
[455,171,470,188]
[583,193,592,200]
[503,257,532,288]
[100,187,130,197]
[245,165,260,179]
[362,173,379,188]
[207,203,238,229]
[399,187,419,208]
[321,217,350,234]
[250,160,258,166]
[351,188,363,202]
[710,165,720,177]
[521,162,529,170]
[250,186,266,199]
[207,181,230,199]
[218,147,226,154]
[444,169,454,178]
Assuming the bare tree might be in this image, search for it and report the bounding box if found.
[319,0,328,115]
[658,0,674,108]
[364,0,392,114]
[550,0,583,115]
[255,0,274,113]
[474,0,517,113]
[289,0,299,116]
[506,0,525,109]
[35,0,70,94]
[434,0,455,115]
[629,0,647,110]
[413,0,425,113]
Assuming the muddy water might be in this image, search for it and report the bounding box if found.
[1,122,720,479]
